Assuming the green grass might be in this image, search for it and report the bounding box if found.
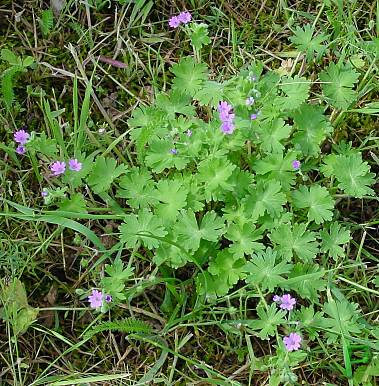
[0,1,379,385]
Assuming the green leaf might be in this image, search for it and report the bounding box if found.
[119,209,167,249]
[87,156,127,194]
[225,222,264,257]
[254,118,292,153]
[244,248,292,292]
[320,62,360,109]
[189,23,211,51]
[318,298,363,342]
[174,209,225,252]
[154,179,188,223]
[270,223,319,262]
[277,75,311,111]
[1,48,19,65]
[247,303,287,339]
[292,103,332,156]
[290,24,328,61]
[283,263,326,301]
[321,153,375,198]
[155,90,195,118]
[207,249,246,295]
[253,152,298,190]
[292,185,334,224]
[145,139,189,173]
[171,57,208,97]
[27,132,58,157]
[244,180,287,220]
[58,193,87,213]
[154,234,188,268]
[320,222,351,260]
[194,81,224,107]
[117,167,158,209]
[197,157,236,201]
[101,256,134,299]
[40,9,54,36]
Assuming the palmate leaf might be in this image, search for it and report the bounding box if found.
[244,248,292,292]
[270,223,319,262]
[117,167,158,209]
[208,249,246,293]
[317,298,363,342]
[155,90,195,118]
[254,118,292,153]
[225,222,264,257]
[283,263,326,301]
[196,157,236,201]
[87,156,127,194]
[189,23,211,51]
[277,75,311,111]
[247,303,287,339]
[290,24,328,61]
[58,193,87,213]
[320,222,351,260]
[320,62,360,109]
[291,103,332,156]
[194,80,224,107]
[171,57,208,97]
[119,209,167,249]
[321,153,375,198]
[145,139,189,173]
[292,185,334,224]
[154,179,188,223]
[174,209,225,252]
[243,180,287,220]
[253,152,298,190]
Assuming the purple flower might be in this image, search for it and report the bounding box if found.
[68,158,82,172]
[250,113,258,120]
[292,160,301,170]
[283,333,302,352]
[279,294,296,311]
[186,129,192,137]
[170,148,178,155]
[50,161,66,176]
[245,97,255,106]
[41,190,49,197]
[169,15,181,28]
[14,129,30,145]
[105,294,112,303]
[221,121,235,135]
[273,295,281,303]
[178,11,192,24]
[88,289,103,309]
[218,101,233,114]
[16,145,26,155]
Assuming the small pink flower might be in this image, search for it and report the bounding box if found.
[283,333,302,351]
[169,15,181,28]
[170,148,178,155]
[41,190,49,197]
[186,129,192,137]
[273,295,281,302]
[221,121,235,135]
[178,11,192,24]
[50,161,66,176]
[14,130,30,145]
[292,160,301,170]
[88,289,103,309]
[16,145,26,155]
[68,159,82,172]
[250,113,258,120]
[279,294,296,311]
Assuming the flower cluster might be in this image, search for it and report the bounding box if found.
[13,128,30,155]
[273,294,302,351]
[218,101,235,134]
[50,159,82,177]
[169,11,192,28]
[88,289,112,309]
